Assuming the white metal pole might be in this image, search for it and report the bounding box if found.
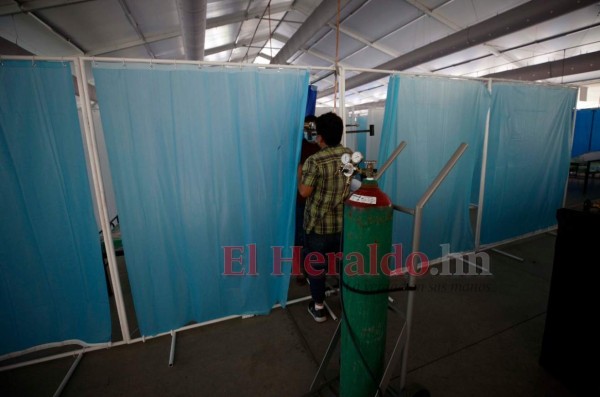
[490,248,524,262]
[339,65,347,146]
[53,352,83,397]
[168,331,176,367]
[474,79,492,251]
[375,141,407,181]
[79,56,334,72]
[399,143,469,390]
[74,58,131,342]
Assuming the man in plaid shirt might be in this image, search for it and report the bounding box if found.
[298,112,352,322]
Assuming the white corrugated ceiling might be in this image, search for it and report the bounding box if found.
[1,0,599,107]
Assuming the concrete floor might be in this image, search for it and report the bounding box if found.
[1,175,598,397]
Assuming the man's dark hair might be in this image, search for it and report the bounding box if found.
[316,112,343,146]
[305,114,317,123]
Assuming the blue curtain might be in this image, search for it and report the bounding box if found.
[481,83,577,245]
[571,109,594,157]
[356,115,368,157]
[571,108,600,157]
[0,61,110,355]
[344,115,367,159]
[306,85,317,116]
[378,75,489,262]
[93,64,308,336]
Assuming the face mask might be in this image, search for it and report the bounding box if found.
[304,121,317,142]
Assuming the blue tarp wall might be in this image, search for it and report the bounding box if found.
[480,83,577,244]
[93,64,308,336]
[0,60,577,355]
[379,77,576,260]
[378,75,489,262]
[0,61,111,355]
[571,108,600,157]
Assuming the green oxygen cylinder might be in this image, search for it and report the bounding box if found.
[340,178,393,397]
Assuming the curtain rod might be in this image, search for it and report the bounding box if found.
[0,55,579,89]
[80,56,335,72]
[338,65,580,89]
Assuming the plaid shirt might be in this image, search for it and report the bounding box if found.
[302,144,352,234]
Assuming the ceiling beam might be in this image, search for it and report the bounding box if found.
[404,0,461,31]
[319,0,598,97]
[288,0,372,66]
[206,32,288,58]
[404,0,502,66]
[0,0,94,16]
[326,23,400,58]
[86,30,181,56]
[406,0,523,63]
[117,0,154,58]
[206,34,268,56]
[304,0,449,88]
[270,0,351,65]
[483,44,527,68]
[483,51,600,81]
[206,2,294,29]
[431,22,600,74]
[0,0,87,55]
[301,48,350,67]
[243,1,309,64]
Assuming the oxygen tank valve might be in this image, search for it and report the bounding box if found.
[363,161,376,179]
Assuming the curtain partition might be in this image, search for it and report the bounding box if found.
[378,75,490,262]
[571,108,600,157]
[0,60,111,356]
[480,83,577,245]
[0,58,578,359]
[92,63,308,336]
[355,115,368,156]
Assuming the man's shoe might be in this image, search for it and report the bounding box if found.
[308,301,327,323]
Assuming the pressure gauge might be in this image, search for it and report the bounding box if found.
[351,151,363,164]
[341,153,351,165]
[341,163,355,177]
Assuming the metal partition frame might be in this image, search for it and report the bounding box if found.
[472,79,578,253]
[76,56,337,366]
[76,58,131,342]
[393,143,469,392]
[0,57,578,394]
[0,57,119,397]
[474,79,493,251]
[0,56,336,373]
[337,66,577,255]
[308,142,468,396]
